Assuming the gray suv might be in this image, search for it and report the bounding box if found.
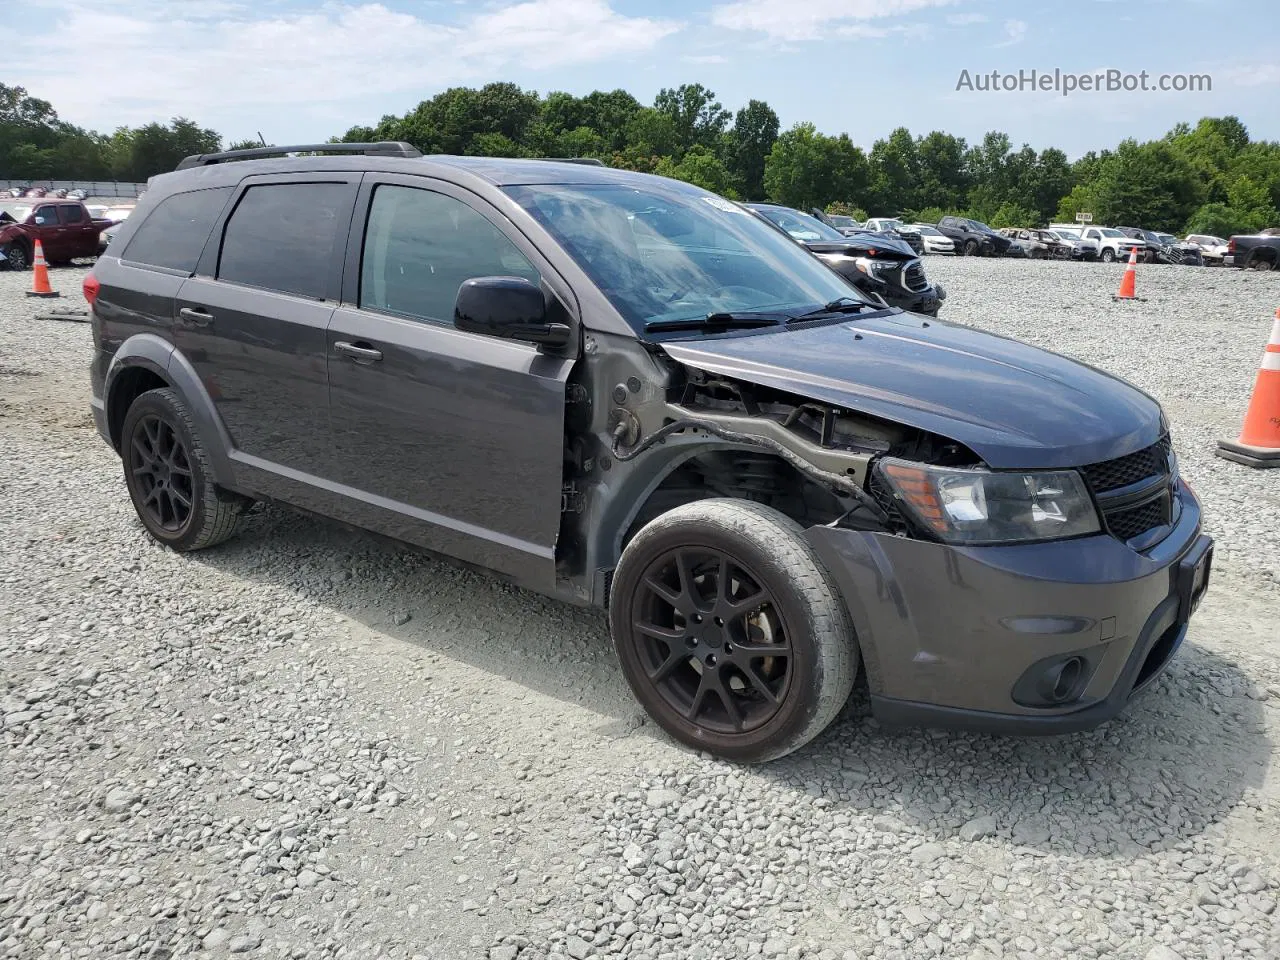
[87,143,1213,762]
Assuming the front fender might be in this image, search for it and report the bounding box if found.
[105,333,238,487]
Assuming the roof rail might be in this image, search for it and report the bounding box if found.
[533,157,605,166]
[175,142,422,171]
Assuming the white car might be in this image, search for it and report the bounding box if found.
[908,224,956,254]
[1046,227,1100,261]
[97,207,135,254]
[1185,234,1229,265]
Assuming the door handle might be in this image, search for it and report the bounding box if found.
[179,307,214,327]
[334,340,383,363]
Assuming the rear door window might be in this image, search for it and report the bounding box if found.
[122,187,233,273]
[359,184,539,324]
[218,183,351,299]
[59,205,85,224]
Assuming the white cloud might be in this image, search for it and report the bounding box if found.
[946,12,988,25]
[1223,63,1280,87]
[11,0,681,130]
[709,0,957,42]
[683,54,730,64]
[992,18,1027,48]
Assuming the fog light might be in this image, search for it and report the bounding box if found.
[1041,656,1086,704]
[1011,648,1101,708]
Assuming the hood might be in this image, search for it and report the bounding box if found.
[660,312,1163,469]
[804,232,916,258]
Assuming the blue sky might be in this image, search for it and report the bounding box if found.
[9,0,1278,157]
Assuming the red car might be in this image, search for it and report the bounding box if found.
[0,199,110,270]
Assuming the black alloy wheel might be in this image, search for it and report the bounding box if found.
[631,546,791,735]
[129,413,195,534]
[610,499,858,763]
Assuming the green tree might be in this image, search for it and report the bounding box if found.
[653,83,731,155]
[825,201,868,220]
[989,201,1038,229]
[726,99,779,200]
[763,122,867,211]
[654,145,738,196]
[109,119,221,180]
[915,131,970,213]
[1090,139,1204,231]
[867,127,920,214]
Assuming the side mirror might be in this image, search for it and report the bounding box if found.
[453,276,571,348]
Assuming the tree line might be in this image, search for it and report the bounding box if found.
[3,80,1277,237]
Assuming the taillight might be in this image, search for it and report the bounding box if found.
[1228,238,1235,252]
[83,271,100,307]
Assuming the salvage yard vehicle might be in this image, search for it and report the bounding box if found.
[936,216,1012,256]
[1080,226,1146,263]
[87,143,1213,762]
[1228,229,1280,271]
[908,224,955,255]
[1185,234,1229,265]
[0,198,110,270]
[861,217,925,255]
[743,202,946,316]
[1047,225,1100,260]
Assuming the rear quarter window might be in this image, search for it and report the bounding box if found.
[122,187,233,273]
[217,182,351,300]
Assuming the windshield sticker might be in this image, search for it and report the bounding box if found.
[702,196,747,214]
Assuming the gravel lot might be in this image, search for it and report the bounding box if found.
[1,257,1278,960]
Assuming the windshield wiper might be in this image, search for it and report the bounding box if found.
[791,297,881,321]
[645,311,789,332]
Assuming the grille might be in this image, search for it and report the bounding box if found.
[903,260,929,292]
[1080,435,1172,493]
[1106,496,1170,541]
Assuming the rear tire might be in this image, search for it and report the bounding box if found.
[121,388,246,551]
[609,499,858,763]
[1249,254,1274,271]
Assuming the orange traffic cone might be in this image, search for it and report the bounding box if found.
[24,240,60,299]
[1216,308,1280,468]
[1113,246,1140,301]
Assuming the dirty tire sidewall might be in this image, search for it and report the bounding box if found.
[963,239,978,256]
[609,498,858,764]
[1101,248,1116,263]
[3,243,30,270]
[120,387,243,552]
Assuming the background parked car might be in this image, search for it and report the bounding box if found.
[745,202,946,316]
[862,217,926,255]
[1228,229,1280,270]
[96,206,135,254]
[1152,232,1204,266]
[936,216,1012,256]
[907,224,955,254]
[1079,226,1145,263]
[1046,227,1099,260]
[0,199,109,269]
[1185,234,1229,265]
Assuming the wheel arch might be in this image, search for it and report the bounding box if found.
[104,334,238,488]
[585,443,851,606]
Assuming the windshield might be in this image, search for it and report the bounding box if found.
[1098,228,1124,238]
[751,205,847,243]
[968,219,997,234]
[829,215,858,228]
[506,182,869,335]
[914,226,942,236]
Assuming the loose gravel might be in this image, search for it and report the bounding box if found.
[1,258,1278,960]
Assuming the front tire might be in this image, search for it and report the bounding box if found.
[2,243,30,271]
[609,499,858,763]
[963,239,979,256]
[1101,248,1117,263]
[121,388,245,551]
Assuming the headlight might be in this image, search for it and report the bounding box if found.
[877,458,1101,544]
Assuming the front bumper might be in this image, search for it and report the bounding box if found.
[805,484,1211,734]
